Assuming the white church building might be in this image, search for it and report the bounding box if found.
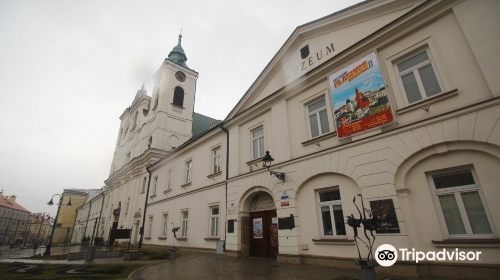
[100,0,500,278]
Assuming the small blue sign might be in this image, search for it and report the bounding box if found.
[281,195,289,199]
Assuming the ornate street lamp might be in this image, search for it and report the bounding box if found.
[33,213,49,254]
[262,151,285,182]
[44,194,72,256]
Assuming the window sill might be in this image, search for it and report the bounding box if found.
[301,131,337,146]
[144,237,151,240]
[204,237,220,241]
[177,237,187,241]
[432,238,500,247]
[396,89,458,115]
[158,237,167,240]
[312,238,355,245]
[163,189,172,195]
[149,194,156,199]
[207,171,222,179]
[170,103,185,110]
[246,156,264,167]
[181,182,192,189]
[140,192,145,194]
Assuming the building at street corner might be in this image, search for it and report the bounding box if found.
[0,192,30,245]
[71,190,104,244]
[100,0,500,278]
[27,213,52,246]
[50,188,92,245]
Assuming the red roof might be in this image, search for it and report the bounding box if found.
[0,196,30,213]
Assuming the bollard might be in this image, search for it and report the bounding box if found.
[169,247,178,260]
[85,245,97,261]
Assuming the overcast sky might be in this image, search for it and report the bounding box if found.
[0,0,363,217]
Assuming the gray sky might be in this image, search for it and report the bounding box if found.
[0,0,363,216]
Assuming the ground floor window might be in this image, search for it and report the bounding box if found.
[210,206,219,237]
[181,211,188,237]
[432,169,493,237]
[318,189,346,237]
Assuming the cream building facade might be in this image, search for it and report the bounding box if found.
[71,190,104,244]
[0,193,30,245]
[101,0,500,278]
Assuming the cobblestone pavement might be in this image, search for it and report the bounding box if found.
[0,245,450,280]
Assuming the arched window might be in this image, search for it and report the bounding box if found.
[133,111,138,128]
[148,136,152,148]
[173,87,184,108]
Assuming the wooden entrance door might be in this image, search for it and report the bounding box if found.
[249,210,278,258]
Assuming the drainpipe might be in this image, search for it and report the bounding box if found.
[218,124,229,250]
[138,165,153,248]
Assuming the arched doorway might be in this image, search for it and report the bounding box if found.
[244,192,278,258]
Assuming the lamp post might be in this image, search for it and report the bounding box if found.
[262,151,285,182]
[44,194,72,256]
[33,213,49,253]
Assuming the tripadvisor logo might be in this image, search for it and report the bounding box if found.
[375,244,482,267]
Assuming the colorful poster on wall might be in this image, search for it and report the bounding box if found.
[369,199,400,233]
[270,224,279,247]
[328,51,394,138]
[253,218,263,238]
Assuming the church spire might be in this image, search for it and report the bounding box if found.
[168,33,188,68]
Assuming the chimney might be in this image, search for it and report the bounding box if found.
[8,195,16,204]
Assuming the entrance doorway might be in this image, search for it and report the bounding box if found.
[249,210,278,258]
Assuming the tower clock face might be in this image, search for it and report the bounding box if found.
[175,71,186,82]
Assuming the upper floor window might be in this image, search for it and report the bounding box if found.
[173,87,184,108]
[185,161,192,184]
[396,49,442,104]
[432,170,493,237]
[153,176,158,195]
[167,170,172,190]
[147,216,153,237]
[251,127,265,159]
[142,177,147,193]
[213,147,221,174]
[318,189,346,237]
[307,99,330,138]
[133,111,138,129]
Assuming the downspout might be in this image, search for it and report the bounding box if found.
[219,124,229,250]
[138,165,153,248]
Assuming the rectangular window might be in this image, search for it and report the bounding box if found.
[167,170,172,190]
[213,147,221,174]
[307,99,330,138]
[318,189,346,237]
[142,177,147,193]
[396,49,442,104]
[210,207,219,237]
[185,161,192,184]
[251,127,265,159]
[147,216,153,237]
[181,211,188,237]
[432,170,493,237]
[153,176,158,195]
[161,214,168,237]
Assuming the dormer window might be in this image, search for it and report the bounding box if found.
[173,87,184,108]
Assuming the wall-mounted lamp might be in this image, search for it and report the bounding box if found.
[262,151,285,182]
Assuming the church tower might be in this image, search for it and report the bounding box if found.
[149,33,198,149]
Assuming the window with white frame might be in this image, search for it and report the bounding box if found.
[181,211,188,237]
[142,177,147,193]
[251,127,265,159]
[161,213,168,237]
[307,98,330,138]
[432,170,493,237]
[213,147,221,174]
[318,189,346,237]
[185,161,192,184]
[210,206,219,237]
[153,176,158,195]
[166,170,172,190]
[396,49,442,104]
[147,216,153,237]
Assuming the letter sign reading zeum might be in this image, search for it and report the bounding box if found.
[328,52,394,138]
